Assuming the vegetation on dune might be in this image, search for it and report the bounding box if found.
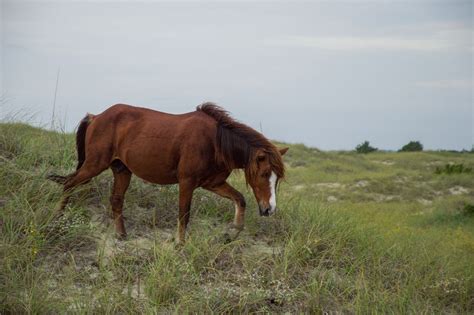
[355,141,378,154]
[1,123,473,313]
[399,141,423,152]
[435,163,472,175]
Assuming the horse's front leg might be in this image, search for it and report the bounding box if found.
[177,180,196,244]
[204,181,246,234]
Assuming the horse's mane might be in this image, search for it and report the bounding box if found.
[196,102,285,183]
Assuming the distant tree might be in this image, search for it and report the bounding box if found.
[355,141,378,154]
[399,141,423,152]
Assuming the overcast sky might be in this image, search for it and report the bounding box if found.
[1,0,472,150]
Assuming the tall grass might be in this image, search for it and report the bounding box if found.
[0,123,473,313]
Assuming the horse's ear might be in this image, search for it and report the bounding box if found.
[279,147,289,156]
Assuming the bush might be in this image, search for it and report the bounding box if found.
[435,163,472,175]
[399,141,423,152]
[355,141,377,154]
[461,203,474,216]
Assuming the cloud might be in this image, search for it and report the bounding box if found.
[415,80,473,89]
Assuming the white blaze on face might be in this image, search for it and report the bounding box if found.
[269,171,277,213]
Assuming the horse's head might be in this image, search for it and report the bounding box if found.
[247,147,288,216]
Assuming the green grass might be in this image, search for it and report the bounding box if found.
[1,123,473,313]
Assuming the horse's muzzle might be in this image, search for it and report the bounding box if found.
[259,206,276,217]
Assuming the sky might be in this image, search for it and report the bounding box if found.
[1,0,473,150]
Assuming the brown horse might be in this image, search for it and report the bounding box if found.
[48,103,288,243]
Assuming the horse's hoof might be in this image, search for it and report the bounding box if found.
[232,223,244,232]
[116,233,127,241]
[222,232,232,244]
[174,241,185,250]
[222,225,242,243]
[51,211,65,221]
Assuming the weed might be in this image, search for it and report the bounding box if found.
[435,163,472,175]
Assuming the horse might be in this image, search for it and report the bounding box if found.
[48,102,288,243]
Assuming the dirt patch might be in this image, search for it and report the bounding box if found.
[417,198,433,206]
[372,194,398,202]
[121,282,143,299]
[292,184,306,191]
[327,196,338,202]
[97,229,174,263]
[448,186,469,195]
[315,183,345,189]
[245,240,282,256]
[374,160,394,166]
[354,180,369,188]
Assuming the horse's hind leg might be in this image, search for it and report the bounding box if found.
[55,160,109,212]
[54,171,77,212]
[110,161,132,238]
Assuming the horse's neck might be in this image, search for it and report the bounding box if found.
[218,146,250,171]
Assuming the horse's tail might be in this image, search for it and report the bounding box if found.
[47,113,93,184]
[75,113,93,170]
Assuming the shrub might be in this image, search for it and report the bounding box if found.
[355,141,377,154]
[461,203,474,216]
[435,163,472,175]
[399,141,423,152]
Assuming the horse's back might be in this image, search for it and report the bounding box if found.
[86,104,218,184]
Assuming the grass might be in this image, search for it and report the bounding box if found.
[1,123,473,313]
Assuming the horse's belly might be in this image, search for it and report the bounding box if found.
[131,168,178,185]
[120,147,179,185]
